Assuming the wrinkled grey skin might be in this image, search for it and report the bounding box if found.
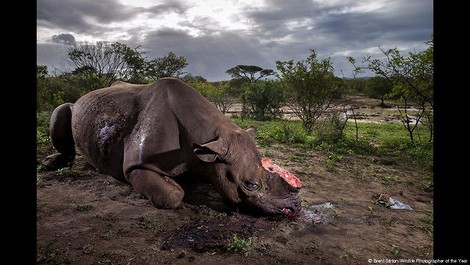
[42,78,301,214]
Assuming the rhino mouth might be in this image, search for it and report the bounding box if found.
[282,207,301,219]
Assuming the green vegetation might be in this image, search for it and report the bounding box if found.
[231,117,432,175]
[391,244,401,256]
[240,80,285,120]
[227,234,253,252]
[276,49,343,132]
[37,112,51,150]
[349,40,433,143]
[37,42,188,111]
[225,65,274,83]
[420,211,433,236]
[139,216,163,232]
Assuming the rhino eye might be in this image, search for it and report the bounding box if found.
[244,181,260,191]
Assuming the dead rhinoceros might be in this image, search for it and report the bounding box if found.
[42,78,301,215]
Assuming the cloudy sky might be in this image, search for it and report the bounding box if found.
[37,0,433,81]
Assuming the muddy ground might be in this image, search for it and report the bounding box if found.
[37,96,433,265]
[37,133,433,265]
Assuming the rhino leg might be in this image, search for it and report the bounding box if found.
[127,169,185,208]
[42,103,76,170]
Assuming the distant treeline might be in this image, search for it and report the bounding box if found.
[37,39,432,143]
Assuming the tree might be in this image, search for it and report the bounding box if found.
[189,81,234,114]
[364,76,393,107]
[37,65,48,78]
[209,82,234,115]
[276,49,342,132]
[180,73,207,83]
[240,80,285,120]
[348,40,433,142]
[226,65,275,83]
[66,42,146,86]
[343,78,366,93]
[147,51,188,80]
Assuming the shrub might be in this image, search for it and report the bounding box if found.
[240,80,285,121]
[314,111,348,143]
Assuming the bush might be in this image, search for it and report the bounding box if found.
[314,111,348,143]
[37,112,51,150]
[240,80,285,121]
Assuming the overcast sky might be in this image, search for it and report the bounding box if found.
[37,0,433,81]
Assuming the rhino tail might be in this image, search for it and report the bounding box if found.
[41,103,76,170]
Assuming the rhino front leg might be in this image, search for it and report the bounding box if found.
[127,169,185,209]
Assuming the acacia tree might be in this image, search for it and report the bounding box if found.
[348,40,433,142]
[67,42,188,85]
[67,42,146,86]
[226,65,275,83]
[365,76,393,107]
[276,49,342,132]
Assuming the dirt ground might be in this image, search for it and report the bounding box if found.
[37,96,433,265]
[37,133,433,265]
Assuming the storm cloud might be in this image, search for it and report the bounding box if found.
[37,0,433,81]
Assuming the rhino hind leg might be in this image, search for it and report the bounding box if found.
[42,103,76,170]
[127,169,185,208]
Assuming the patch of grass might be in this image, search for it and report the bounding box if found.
[233,117,382,156]
[96,213,118,222]
[102,229,115,240]
[379,217,397,227]
[37,112,52,150]
[227,234,253,252]
[75,204,94,212]
[381,175,399,186]
[99,251,122,265]
[324,151,343,172]
[340,252,354,264]
[391,244,401,256]
[37,241,68,265]
[420,212,433,236]
[139,216,163,232]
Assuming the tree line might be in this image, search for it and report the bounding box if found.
[37,40,433,144]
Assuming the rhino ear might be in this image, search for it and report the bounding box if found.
[245,126,257,138]
[193,137,227,163]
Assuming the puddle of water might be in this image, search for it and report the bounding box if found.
[301,202,335,224]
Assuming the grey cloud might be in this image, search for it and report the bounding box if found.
[36,0,432,80]
[37,0,138,33]
[144,2,189,15]
[37,43,70,72]
[318,1,433,43]
[52,33,76,45]
[134,28,271,81]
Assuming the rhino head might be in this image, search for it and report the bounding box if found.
[194,127,302,215]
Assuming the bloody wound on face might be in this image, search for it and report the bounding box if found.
[261,157,302,188]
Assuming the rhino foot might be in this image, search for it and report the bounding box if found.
[127,169,185,209]
[41,153,74,170]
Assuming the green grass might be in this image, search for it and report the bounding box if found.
[37,112,52,150]
[139,216,163,232]
[232,117,433,173]
[227,234,253,252]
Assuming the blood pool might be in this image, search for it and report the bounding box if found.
[261,157,302,188]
